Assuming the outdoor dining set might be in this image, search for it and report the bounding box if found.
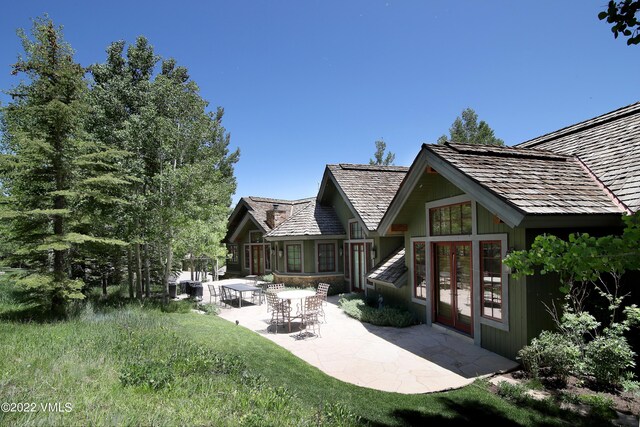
[207,280,330,338]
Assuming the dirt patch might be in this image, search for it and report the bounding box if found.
[492,370,640,417]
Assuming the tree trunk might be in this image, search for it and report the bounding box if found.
[135,243,143,301]
[190,254,194,281]
[163,244,173,304]
[127,246,134,298]
[144,243,151,298]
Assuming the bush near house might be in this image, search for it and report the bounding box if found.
[506,212,640,391]
[338,294,415,328]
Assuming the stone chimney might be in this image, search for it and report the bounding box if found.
[266,203,288,229]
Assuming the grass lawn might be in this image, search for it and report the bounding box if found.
[0,286,607,426]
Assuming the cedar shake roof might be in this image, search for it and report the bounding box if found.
[517,102,640,213]
[426,143,623,215]
[327,164,409,231]
[225,196,313,242]
[367,247,407,287]
[242,196,313,231]
[265,199,345,238]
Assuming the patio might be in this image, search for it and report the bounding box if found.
[199,278,518,394]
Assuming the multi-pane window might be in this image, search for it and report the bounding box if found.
[318,243,336,272]
[430,202,472,236]
[286,244,302,273]
[413,242,427,299]
[480,241,502,321]
[227,244,238,264]
[250,231,263,243]
[244,245,250,270]
[349,221,364,239]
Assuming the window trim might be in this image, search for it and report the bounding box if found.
[249,230,263,243]
[243,244,250,270]
[424,195,509,336]
[410,237,427,305]
[285,242,303,273]
[348,219,366,240]
[316,240,337,273]
[479,239,507,325]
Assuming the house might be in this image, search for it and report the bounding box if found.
[224,102,638,360]
[224,196,314,277]
[373,102,639,358]
[226,164,409,287]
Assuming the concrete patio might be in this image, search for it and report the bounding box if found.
[196,277,519,394]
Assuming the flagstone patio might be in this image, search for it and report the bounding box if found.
[198,277,519,394]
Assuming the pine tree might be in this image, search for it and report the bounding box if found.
[0,17,129,314]
[369,139,395,165]
[437,108,504,146]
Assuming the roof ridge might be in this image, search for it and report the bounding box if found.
[247,196,314,204]
[574,156,631,214]
[442,142,568,161]
[333,163,409,172]
[518,101,640,148]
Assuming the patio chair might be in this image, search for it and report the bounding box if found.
[299,295,322,338]
[208,284,220,304]
[316,283,330,320]
[267,283,285,292]
[265,291,290,334]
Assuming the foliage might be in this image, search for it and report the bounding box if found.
[584,332,636,389]
[517,331,580,386]
[599,0,640,45]
[437,108,504,146]
[338,294,415,327]
[369,139,395,165]
[0,17,131,315]
[505,212,640,388]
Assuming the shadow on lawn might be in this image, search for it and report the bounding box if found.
[364,395,600,427]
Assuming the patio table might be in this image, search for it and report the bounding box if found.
[277,289,316,332]
[221,283,263,308]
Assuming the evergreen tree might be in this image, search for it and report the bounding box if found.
[0,18,129,314]
[369,139,395,165]
[437,108,504,146]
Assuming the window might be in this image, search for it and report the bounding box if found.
[480,241,502,321]
[413,241,426,299]
[227,244,238,264]
[264,244,271,271]
[430,202,472,236]
[243,245,250,270]
[318,243,336,272]
[286,244,302,273]
[249,231,263,243]
[343,242,350,279]
[349,221,364,239]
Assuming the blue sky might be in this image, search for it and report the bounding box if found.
[1,1,639,205]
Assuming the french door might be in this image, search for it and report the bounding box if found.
[433,242,473,336]
[251,245,263,275]
[351,243,366,292]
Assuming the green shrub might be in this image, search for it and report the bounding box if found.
[196,303,219,315]
[518,331,580,385]
[584,333,635,389]
[160,299,193,313]
[495,381,528,402]
[338,295,415,328]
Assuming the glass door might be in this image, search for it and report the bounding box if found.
[351,243,365,292]
[251,245,263,275]
[433,242,473,336]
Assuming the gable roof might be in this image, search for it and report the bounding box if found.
[225,196,313,242]
[517,102,640,213]
[426,143,623,216]
[318,164,409,232]
[265,199,346,239]
[366,247,407,288]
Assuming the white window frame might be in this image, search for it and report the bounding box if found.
[285,241,304,274]
[227,244,238,264]
[425,195,509,342]
[243,244,250,270]
[410,237,427,305]
[316,240,338,273]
